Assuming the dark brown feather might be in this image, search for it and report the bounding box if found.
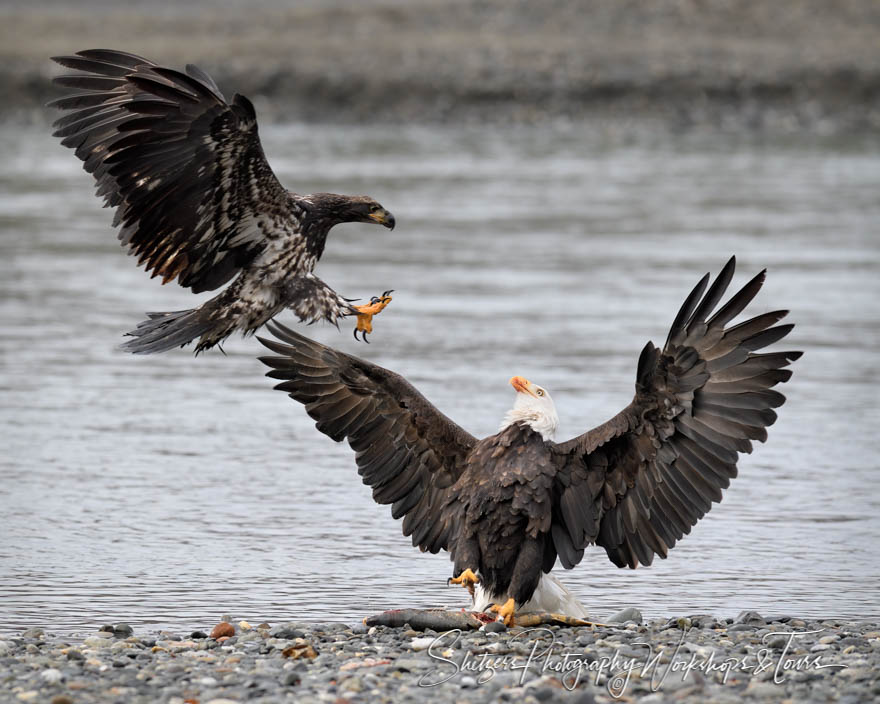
[550,258,799,569]
[51,49,290,295]
[258,322,476,553]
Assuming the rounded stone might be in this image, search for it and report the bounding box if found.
[570,691,597,704]
[608,607,643,624]
[534,686,556,701]
[39,668,63,684]
[269,626,305,640]
[340,676,363,693]
[733,610,766,626]
[83,636,113,648]
[210,623,235,640]
[767,636,789,650]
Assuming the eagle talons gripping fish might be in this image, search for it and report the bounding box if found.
[488,598,517,627]
[353,290,394,343]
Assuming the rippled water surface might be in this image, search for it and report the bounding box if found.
[1,123,879,636]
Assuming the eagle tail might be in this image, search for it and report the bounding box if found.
[472,574,590,619]
[120,306,227,355]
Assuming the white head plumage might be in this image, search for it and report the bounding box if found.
[499,376,559,441]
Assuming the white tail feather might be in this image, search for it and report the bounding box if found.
[471,574,589,619]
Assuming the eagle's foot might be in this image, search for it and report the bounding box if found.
[353,290,393,343]
[488,598,517,627]
[447,568,480,595]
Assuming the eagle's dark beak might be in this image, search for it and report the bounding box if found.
[369,209,395,230]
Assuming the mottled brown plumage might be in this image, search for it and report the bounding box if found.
[258,256,800,613]
[50,49,395,353]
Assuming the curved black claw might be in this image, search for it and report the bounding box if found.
[353,328,360,341]
[382,289,394,298]
[362,332,370,344]
[370,296,381,304]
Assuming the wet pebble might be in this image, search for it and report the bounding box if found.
[282,671,301,686]
[210,622,235,639]
[112,623,133,636]
[734,610,767,625]
[767,635,789,650]
[608,607,643,624]
[269,624,306,639]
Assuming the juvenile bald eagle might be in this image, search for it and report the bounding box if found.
[258,257,800,624]
[50,49,395,353]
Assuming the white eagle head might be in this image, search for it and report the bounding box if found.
[500,376,559,441]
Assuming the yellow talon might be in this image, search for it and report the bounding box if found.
[448,568,480,597]
[488,597,516,627]
[353,291,393,342]
[448,568,480,589]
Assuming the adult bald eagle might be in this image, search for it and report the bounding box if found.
[50,49,395,353]
[258,257,799,624]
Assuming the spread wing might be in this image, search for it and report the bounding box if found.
[550,256,801,569]
[50,49,292,293]
[258,322,478,553]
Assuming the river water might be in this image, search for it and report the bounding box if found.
[1,122,878,636]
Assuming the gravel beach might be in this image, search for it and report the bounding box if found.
[2,612,878,703]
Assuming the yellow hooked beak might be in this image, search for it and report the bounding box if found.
[510,376,534,396]
[368,208,395,229]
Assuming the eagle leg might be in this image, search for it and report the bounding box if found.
[488,598,517,627]
[447,568,480,597]
[353,291,393,342]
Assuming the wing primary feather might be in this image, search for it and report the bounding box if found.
[706,269,766,329]
[687,255,735,331]
[665,272,710,347]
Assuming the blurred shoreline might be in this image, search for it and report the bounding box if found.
[2,0,879,132]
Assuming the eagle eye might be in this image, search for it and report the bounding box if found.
[369,204,380,213]
[536,389,544,397]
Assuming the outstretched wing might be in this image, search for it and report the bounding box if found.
[550,256,801,570]
[50,49,293,293]
[258,322,477,553]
